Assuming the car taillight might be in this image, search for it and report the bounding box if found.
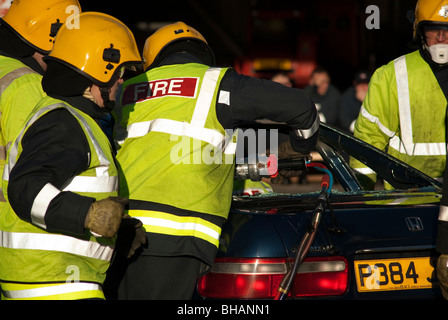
[197,256,348,299]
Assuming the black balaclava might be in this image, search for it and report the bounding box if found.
[0,22,34,57]
[42,60,119,112]
[42,60,92,97]
[149,39,215,70]
[0,22,45,74]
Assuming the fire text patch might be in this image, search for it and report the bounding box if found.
[121,77,199,105]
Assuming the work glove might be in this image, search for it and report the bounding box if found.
[271,141,309,183]
[115,216,147,258]
[437,254,448,300]
[85,197,128,238]
[289,128,318,154]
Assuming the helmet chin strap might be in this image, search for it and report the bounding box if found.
[100,86,115,112]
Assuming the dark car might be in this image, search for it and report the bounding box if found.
[196,123,443,300]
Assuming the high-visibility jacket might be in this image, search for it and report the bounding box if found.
[0,96,118,300]
[233,179,273,196]
[116,63,234,264]
[351,50,446,188]
[0,55,45,202]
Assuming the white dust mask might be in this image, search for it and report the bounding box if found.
[428,44,448,64]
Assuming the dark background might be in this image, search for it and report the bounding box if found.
[81,0,418,91]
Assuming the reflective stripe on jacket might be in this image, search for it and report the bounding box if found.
[0,96,118,300]
[0,55,45,203]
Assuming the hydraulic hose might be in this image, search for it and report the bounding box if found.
[274,161,332,300]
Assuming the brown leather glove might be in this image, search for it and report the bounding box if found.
[116,215,147,258]
[85,197,128,238]
[437,254,448,300]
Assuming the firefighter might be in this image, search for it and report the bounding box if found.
[434,2,448,299]
[0,0,81,206]
[0,12,143,300]
[111,21,319,299]
[350,0,448,190]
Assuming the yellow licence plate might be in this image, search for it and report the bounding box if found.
[354,257,437,292]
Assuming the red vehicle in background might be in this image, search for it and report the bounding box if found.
[234,3,361,89]
[234,9,317,88]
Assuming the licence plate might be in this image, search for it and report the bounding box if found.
[354,257,437,292]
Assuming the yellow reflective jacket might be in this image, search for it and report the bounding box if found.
[351,50,446,189]
[0,96,118,300]
[116,63,233,264]
[0,55,45,202]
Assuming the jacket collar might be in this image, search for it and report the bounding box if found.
[47,94,108,121]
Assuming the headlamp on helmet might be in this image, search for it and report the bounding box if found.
[45,12,142,86]
[1,0,82,54]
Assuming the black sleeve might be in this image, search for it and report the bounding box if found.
[8,109,95,235]
[436,158,448,254]
[440,164,448,208]
[436,221,448,254]
[217,69,319,153]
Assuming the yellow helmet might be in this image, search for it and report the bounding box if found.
[414,0,448,39]
[1,0,81,54]
[46,12,142,86]
[142,21,209,70]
